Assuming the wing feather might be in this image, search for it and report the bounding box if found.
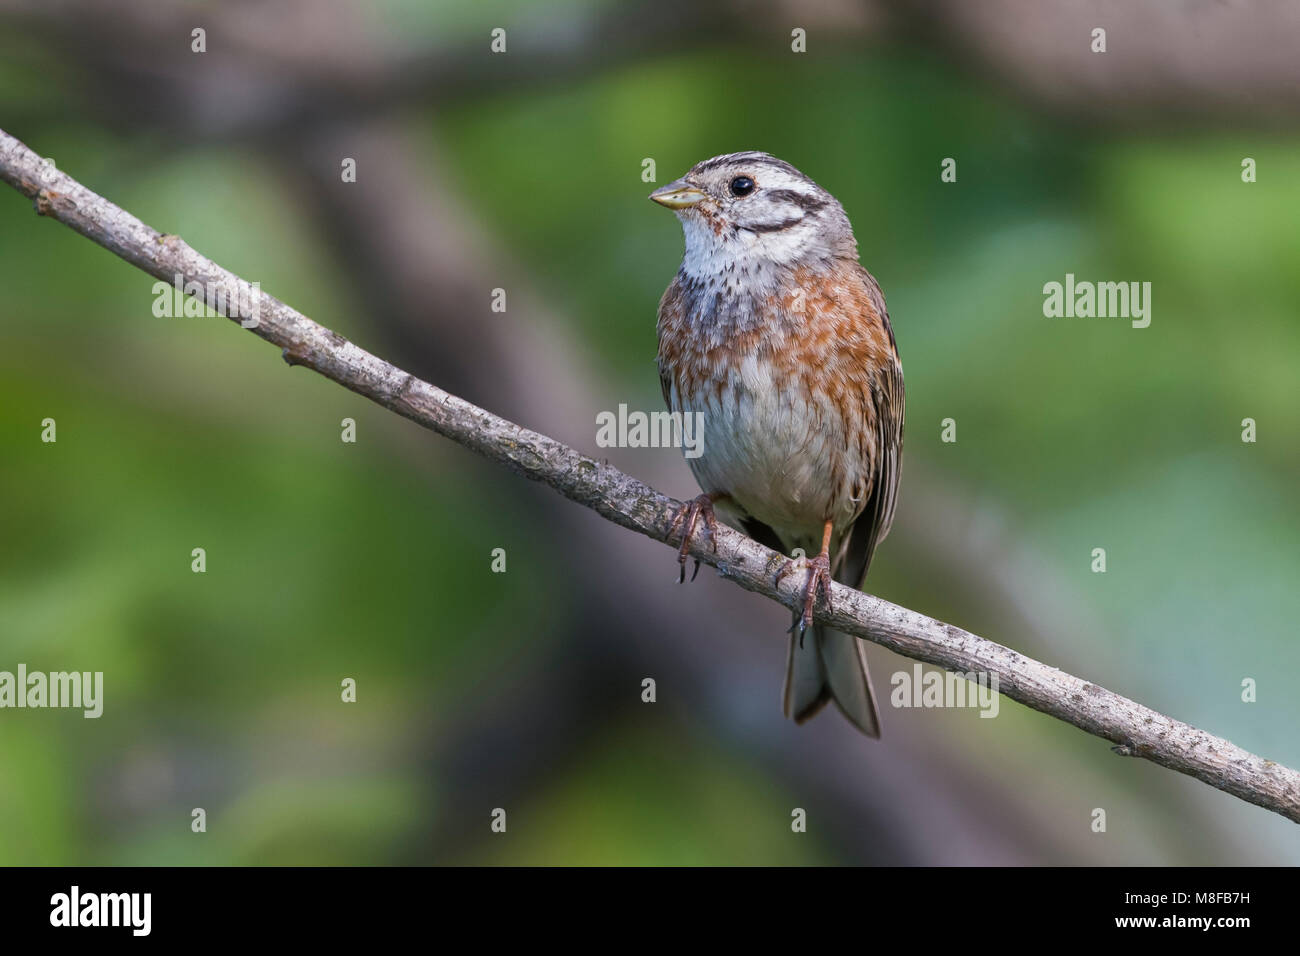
[834,268,904,590]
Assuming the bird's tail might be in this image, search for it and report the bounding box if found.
[783,615,881,737]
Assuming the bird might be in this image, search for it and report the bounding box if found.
[650,150,904,737]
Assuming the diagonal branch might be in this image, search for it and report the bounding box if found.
[3,125,1297,824]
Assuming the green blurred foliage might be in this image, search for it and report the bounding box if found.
[2,8,1298,864]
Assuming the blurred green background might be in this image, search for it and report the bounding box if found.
[1,0,1298,864]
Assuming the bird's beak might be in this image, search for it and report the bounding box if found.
[649,180,706,209]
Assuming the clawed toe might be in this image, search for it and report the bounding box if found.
[670,494,719,583]
[778,552,833,646]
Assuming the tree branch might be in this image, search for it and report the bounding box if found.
[4,125,1297,824]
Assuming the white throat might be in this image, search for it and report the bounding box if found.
[678,214,821,286]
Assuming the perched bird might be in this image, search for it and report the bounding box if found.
[651,151,904,737]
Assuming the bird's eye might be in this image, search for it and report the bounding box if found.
[729,176,755,197]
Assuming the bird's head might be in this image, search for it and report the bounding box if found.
[649,151,857,280]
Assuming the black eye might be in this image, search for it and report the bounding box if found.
[729,176,755,197]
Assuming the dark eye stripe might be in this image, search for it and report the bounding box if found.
[764,189,826,212]
[744,216,805,234]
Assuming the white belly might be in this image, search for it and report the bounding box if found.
[669,354,863,544]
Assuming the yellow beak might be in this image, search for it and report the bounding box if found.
[649,180,706,209]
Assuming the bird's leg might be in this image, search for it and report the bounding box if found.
[776,520,834,646]
[669,493,722,583]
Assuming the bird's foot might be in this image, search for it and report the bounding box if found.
[776,550,833,646]
[669,493,719,583]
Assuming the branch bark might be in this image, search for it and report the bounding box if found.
[3,125,1297,825]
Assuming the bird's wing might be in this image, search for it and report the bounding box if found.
[834,267,905,590]
[657,361,672,410]
[656,272,687,411]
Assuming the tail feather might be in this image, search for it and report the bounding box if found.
[783,617,832,723]
[783,616,881,738]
